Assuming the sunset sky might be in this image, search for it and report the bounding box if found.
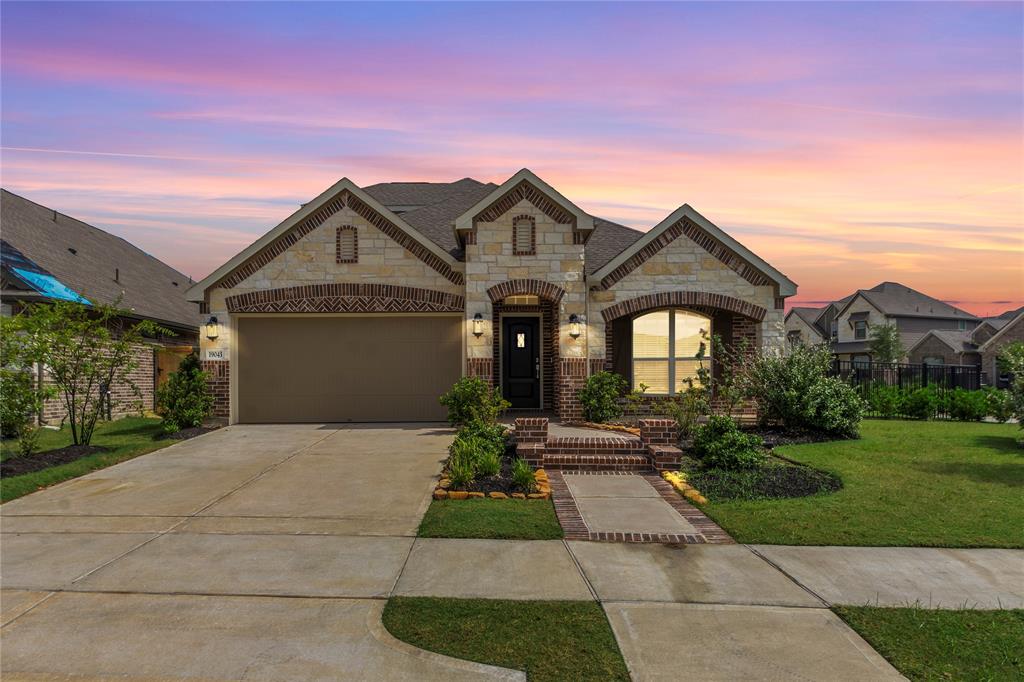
[2,2,1021,315]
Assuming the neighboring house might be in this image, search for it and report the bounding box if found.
[1,190,200,422]
[976,310,1024,388]
[784,307,826,346]
[786,282,980,366]
[186,169,796,424]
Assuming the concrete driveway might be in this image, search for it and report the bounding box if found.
[1,423,522,681]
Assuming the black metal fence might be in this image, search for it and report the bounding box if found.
[830,360,985,392]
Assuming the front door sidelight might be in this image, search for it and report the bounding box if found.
[502,317,541,408]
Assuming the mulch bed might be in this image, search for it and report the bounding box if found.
[448,458,533,495]
[741,427,841,448]
[1,445,106,477]
[156,426,219,441]
[689,463,843,501]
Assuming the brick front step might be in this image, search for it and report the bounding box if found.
[543,453,653,472]
[543,436,645,455]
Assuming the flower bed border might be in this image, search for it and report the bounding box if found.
[432,469,551,500]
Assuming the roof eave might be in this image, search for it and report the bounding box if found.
[186,178,458,301]
[452,168,595,237]
[588,204,797,297]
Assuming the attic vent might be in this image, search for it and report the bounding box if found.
[513,215,536,256]
[336,226,358,264]
[114,268,119,283]
[172,281,178,287]
[68,247,77,255]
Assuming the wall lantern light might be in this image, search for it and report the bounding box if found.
[568,314,581,340]
[472,312,484,337]
[205,316,220,340]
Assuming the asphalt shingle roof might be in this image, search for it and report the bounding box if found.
[361,178,646,270]
[854,281,978,320]
[1,189,199,330]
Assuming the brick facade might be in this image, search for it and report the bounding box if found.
[981,315,1024,384]
[201,360,230,419]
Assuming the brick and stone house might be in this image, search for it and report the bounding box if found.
[1,190,200,422]
[186,169,796,423]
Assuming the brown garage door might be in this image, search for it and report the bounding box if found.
[237,315,461,423]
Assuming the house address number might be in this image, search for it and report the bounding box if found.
[204,349,226,361]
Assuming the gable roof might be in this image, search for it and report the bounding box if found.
[836,282,978,321]
[909,329,978,354]
[786,306,824,328]
[453,168,595,234]
[589,204,797,296]
[186,178,462,301]
[977,310,1024,353]
[1,189,199,330]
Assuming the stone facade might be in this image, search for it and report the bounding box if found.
[785,313,825,346]
[193,176,795,423]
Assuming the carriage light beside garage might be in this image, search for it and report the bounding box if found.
[473,312,484,337]
[569,314,581,339]
[205,316,219,340]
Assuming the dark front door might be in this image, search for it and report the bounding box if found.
[502,317,541,408]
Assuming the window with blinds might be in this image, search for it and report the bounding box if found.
[513,216,535,255]
[631,309,711,394]
[336,226,357,263]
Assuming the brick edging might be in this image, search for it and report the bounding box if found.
[641,474,735,544]
[548,471,589,541]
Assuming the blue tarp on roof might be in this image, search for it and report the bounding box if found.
[10,267,90,305]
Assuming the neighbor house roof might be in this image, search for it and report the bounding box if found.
[786,306,823,328]
[837,282,978,321]
[909,329,978,354]
[977,310,1024,353]
[1,189,199,330]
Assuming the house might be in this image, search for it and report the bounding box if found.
[185,169,796,424]
[1,190,200,422]
[785,282,979,366]
[975,309,1024,387]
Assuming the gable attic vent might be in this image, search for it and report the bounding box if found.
[67,247,77,255]
[114,268,119,283]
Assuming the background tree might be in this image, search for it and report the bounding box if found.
[9,299,169,446]
[997,341,1024,446]
[0,318,55,456]
[868,323,905,363]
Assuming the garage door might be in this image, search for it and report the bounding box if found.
[237,315,461,423]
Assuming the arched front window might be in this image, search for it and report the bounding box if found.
[631,309,710,394]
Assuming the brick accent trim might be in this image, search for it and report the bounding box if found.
[201,360,229,419]
[213,190,463,290]
[512,215,536,255]
[486,279,566,304]
[596,216,772,290]
[335,225,358,263]
[225,284,464,313]
[600,291,767,323]
[557,357,589,423]
[467,358,493,384]
[474,179,577,228]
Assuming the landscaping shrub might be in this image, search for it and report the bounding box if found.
[156,353,214,434]
[439,377,510,427]
[690,463,842,501]
[447,452,475,490]
[577,371,628,423]
[803,377,865,438]
[692,415,765,470]
[510,457,535,492]
[998,342,1024,445]
[867,385,902,419]
[947,388,987,422]
[745,344,865,437]
[475,447,501,478]
[982,387,1013,423]
[902,387,939,420]
[659,387,709,440]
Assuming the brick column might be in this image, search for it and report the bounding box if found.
[556,357,588,423]
[514,417,547,466]
[467,358,493,385]
[640,418,682,471]
[201,360,230,419]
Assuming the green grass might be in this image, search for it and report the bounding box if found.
[835,606,1024,681]
[418,498,564,539]
[1,417,172,503]
[382,597,629,681]
[700,420,1023,547]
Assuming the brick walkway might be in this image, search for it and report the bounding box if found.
[549,471,733,544]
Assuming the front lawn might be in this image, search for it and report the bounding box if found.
[1,417,172,502]
[383,597,629,681]
[835,606,1024,681]
[700,420,1023,547]
[418,498,564,540]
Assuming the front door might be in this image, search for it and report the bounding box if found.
[502,317,541,408]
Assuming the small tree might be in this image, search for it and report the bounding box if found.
[9,299,168,446]
[156,352,214,434]
[868,323,905,363]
